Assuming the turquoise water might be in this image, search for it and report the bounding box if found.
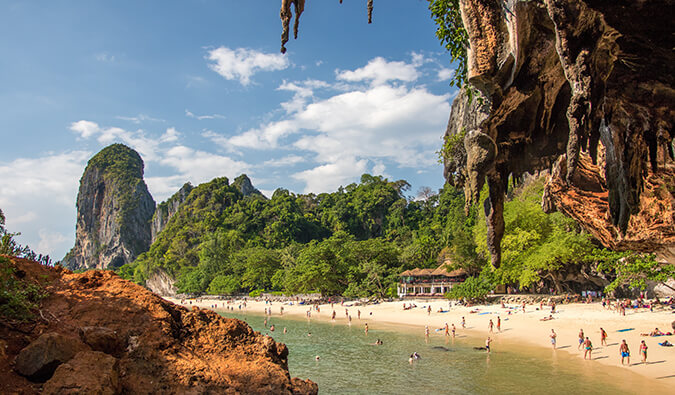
[221,312,645,394]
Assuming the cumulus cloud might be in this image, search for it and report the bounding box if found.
[262,155,305,167]
[437,67,454,81]
[336,57,419,86]
[69,120,166,162]
[0,151,90,257]
[293,156,369,193]
[206,47,289,86]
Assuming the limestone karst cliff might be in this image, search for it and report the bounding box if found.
[232,174,265,198]
[63,144,155,270]
[150,182,193,243]
[445,0,674,266]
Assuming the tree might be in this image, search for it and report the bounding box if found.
[598,253,675,294]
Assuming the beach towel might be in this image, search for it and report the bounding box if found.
[616,328,634,332]
[478,312,491,315]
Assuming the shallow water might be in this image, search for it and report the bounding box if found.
[221,311,647,394]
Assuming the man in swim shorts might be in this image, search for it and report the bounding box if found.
[620,340,630,365]
[583,337,593,360]
[485,337,492,353]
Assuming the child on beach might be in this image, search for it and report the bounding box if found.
[620,340,630,365]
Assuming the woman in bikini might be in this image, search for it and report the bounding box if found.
[639,340,647,363]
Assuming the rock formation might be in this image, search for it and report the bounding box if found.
[446,0,674,266]
[63,144,155,270]
[232,174,265,198]
[1,256,317,394]
[150,182,193,243]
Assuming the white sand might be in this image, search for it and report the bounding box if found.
[167,296,675,388]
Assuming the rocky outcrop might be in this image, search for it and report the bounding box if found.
[145,268,178,297]
[14,332,89,382]
[1,257,317,394]
[232,174,265,198]
[447,0,674,266]
[150,182,193,243]
[63,144,155,270]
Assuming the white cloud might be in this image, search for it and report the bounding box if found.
[336,57,419,86]
[0,151,90,257]
[262,155,305,167]
[69,120,163,162]
[185,109,226,120]
[206,47,289,86]
[160,127,180,143]
[95,52,115,62]
[437,67,454,81]
[116,114,165,124]
[293,156,369,193]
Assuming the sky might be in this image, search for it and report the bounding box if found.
[0,0,459,259]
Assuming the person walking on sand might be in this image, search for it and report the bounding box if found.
[488,319,494,333]
[427,305,432,316]
[600,327,608,346]
[620,340,630,365]
[461,316,466,329]
[639,340,647,363]
[522,301,526,313]
[358,309,361,320]
[578,329,585,350]
[332,310,336,321]
[583,337,593,360]
[497,316,501,332]
[550,329,557,349]
[445,323,449,336]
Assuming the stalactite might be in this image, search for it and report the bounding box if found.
[280,0,373,53]
[280,0,305,54]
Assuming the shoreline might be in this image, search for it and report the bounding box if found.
[166,296,674,390]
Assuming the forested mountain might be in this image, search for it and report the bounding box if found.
[119,174,478,297]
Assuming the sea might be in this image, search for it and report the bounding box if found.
[219,311,656,394]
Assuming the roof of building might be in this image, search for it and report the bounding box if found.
[399,264,467,278]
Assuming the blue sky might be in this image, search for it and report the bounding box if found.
[0,0,459,259]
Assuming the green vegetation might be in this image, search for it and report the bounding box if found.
[598,253,675,293]
[446,275,493,302]
[428,0,467,89]
[120,175,479,296]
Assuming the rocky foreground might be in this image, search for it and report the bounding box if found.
[0,257,317,394]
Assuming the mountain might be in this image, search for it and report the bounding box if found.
[150,182,194,243]
[63,144,155,270]
[232,174,264,198]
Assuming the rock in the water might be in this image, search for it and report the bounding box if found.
[63,144,156,270]
[42,351,120,395]
[150,182,193,243]
[14,332,89,382]
[79,327,127,357]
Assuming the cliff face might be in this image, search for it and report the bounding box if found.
[150,182,193,243]
[64,144,155,270]
[448,0,674,266]
[232,174,265,198]
[0,257,317,394]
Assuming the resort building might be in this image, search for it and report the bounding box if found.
[397,264,467,298]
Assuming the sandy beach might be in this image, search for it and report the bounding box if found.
[167,296,675,387]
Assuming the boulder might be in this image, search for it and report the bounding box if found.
[79,327,127,357]
[14,332,89,382]
[42,351,120,395]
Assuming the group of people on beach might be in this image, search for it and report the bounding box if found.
[548,326,650,365]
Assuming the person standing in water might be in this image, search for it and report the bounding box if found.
[583,337,593,360]
[365,323,369,335]
[497,316,501,332]
[451,324,456,338]
[485,337,492,353]
[425,325,430,337]
[444,323,449,336]
[639,340,647,363]
[620,340,630,365]
[550,329,557,349]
